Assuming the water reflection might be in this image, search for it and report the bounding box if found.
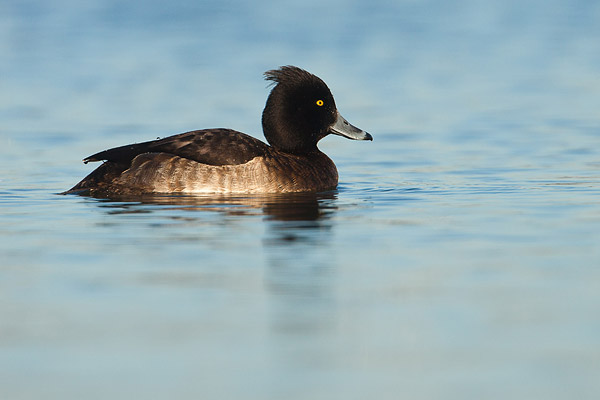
[77,190,339,338]
[84,191,338,222]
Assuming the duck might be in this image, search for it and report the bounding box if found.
[64,66,372,195]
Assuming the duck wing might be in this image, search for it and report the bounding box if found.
[84,129,271,166]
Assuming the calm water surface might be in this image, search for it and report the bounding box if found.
[1,0,600,399]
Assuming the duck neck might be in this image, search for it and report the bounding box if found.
[262,96,320,155]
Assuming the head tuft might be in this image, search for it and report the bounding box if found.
[264,66,324,87]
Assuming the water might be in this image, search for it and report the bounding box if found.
[2,0,600,399]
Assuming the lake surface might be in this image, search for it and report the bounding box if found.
[1,0,599,399]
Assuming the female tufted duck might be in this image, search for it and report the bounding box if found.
[64,66,372,195]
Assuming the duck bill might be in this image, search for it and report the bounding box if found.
[329,112,373,141]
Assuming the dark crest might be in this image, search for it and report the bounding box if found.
[264,66,326,88]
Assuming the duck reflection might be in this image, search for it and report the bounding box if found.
[82,190,338,340]
[89,190,337,222]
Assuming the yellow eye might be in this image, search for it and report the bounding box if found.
[316,99,324,107]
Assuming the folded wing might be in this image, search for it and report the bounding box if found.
[84,129,270,166]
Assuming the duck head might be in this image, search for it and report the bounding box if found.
[262,66,372,154]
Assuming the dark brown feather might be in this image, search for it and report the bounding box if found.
[84,129,270,166]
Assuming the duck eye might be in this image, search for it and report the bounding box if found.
[316,99,324,107]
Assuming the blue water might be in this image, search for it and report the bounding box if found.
[2,1,600,399]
